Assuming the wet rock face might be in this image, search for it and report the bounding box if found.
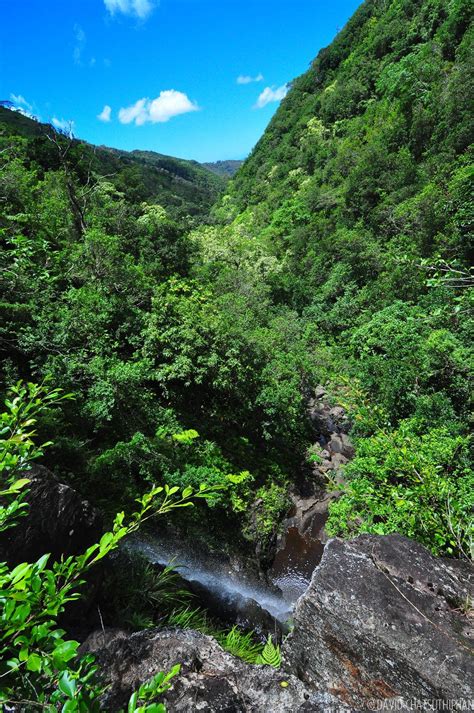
[88,534,472,711]
[92,628,348,712]
[0,465,103,565]
[283,534,474,708]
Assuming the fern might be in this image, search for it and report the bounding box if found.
[126,611,155,630]
[216,626,262,664]
[166,606,211,633]
[167,610,281,669]
[256,636,281,669]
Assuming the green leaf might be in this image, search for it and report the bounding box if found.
[10,478,30,491]
[128,691,139,712]
[99,532,114,550]
[35,552,51,572]
[53,640,79,669]
[10,561,31,584]
[58,671,77,698]
[166,485,179,496]
[256,637,281,668]
[26,653,42,672]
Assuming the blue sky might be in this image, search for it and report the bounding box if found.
[1,0,361,162]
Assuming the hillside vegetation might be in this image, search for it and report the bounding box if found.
[0,104,307,550]
[203,160,244,178]
[0,106,224,220]
[196,0,474,556]
[0,0,473,707]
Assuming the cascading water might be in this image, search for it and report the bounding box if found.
[122,394,348,633]
[125,534,292,630]
[125,506,327,633]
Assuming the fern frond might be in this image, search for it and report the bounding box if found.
[256,636,281,668]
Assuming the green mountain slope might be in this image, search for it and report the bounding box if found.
[198,0,473,555]
[0,105,225,218]
[203,160,244,178]
[0,98,306,553]
[0,0,472,561]
[230,0,472,219]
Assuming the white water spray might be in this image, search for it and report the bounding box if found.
[125,535,293,624]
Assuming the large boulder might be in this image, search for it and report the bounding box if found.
[283,534,473,708]
[88,534,473,711]
[0,465,103,565]
[91,627,347,712]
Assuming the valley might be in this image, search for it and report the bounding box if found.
[0,0,472,709]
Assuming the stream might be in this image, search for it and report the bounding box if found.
[125,506,327,633]
[123,392,348,636]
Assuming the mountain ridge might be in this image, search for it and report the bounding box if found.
[0,104,225,218]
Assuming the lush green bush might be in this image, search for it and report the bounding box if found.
[327,417,473,558]
[348,302,470,422]
[217,0,473,559]
[0,382,217,710]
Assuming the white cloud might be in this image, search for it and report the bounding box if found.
[104,0,156,19]
[236,73,264,85]
[97,105,112,122]
[73,24,86,65]
[13,107,38,121]
[118,90,199,125]
[118,98,148,125]
[10,93,32,111]
[9,94,38,120]
[254,84,289,109]
[52,117,75,136]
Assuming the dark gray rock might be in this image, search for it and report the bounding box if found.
[93,627,347,712]
[0,465,103,565]
[328,433,354,460]
[89,534,472,711]
[80,627,129,654]
[328,433,345,454]
[283,534,474,709]
[340,433,355,458]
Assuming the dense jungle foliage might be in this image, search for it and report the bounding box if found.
[0,381,212,710]
[1,0,473,570]
[212,0,474,557]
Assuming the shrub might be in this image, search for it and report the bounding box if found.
[327,417,473,558]
[0,382,216,710]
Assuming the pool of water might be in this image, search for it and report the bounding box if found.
[269,511,327,604]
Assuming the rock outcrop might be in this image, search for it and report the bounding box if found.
[0,465,103,565]
[283,534,473,708]
[308,385,354,486]
[90,628,346,712]
[268,386,355,600]
[89,533,473,711]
